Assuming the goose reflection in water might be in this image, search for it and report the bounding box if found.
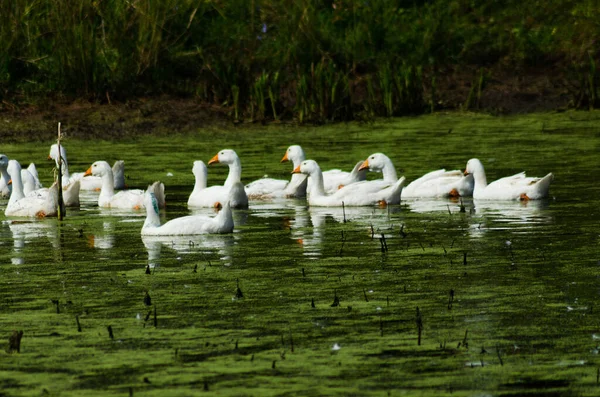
[405,197,553,237]
[4,220,58,265]
[290,205,401,257]
[468,199,553,238]
[87,221,116,249]
[142,234,236,269]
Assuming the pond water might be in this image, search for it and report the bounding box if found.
[1,112,599,396]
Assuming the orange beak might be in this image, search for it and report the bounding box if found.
[47,155,52,160]
[84,167,92,177]
[8,179,12,185]
[291,165,301,174]
[281,152,289,163]
[208,154,219,165]
[463,169,469,176]
[358,159,369,171]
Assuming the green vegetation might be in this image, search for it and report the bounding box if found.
[1,0,600,120]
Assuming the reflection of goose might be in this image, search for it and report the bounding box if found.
[6,160,58,218]
[245,145,308,199]
[5,219,59,264]
[188,150,248,209]
[87,221,116,249]
[143,190,233,235]
[360,153,473,198]
[85,160,165,210]
[142,234,235,268]
[49,144,126,191]
[294,160,405,206]
[468,199,553,238]
[465,158,554,200]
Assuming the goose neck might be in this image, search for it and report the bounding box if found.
[381,158,398,182]
[99,169,115,198]
[224,158,242,187]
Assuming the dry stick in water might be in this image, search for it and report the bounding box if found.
[415,307,423,346]
[331,290,340,307]
[496,345,504,366]
[235,279,244,298]
[338,230,346,256]
[7,330,23,353]
[76,315,82,332]
[52,299,60,314]
[56,122,65,220]
[448,289,454,310]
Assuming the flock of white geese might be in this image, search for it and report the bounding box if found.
[0,144,554,236]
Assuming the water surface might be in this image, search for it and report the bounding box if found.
[1,112,599,396]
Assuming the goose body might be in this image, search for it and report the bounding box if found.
[465,158,554,200]
[321,161,368,193]
[5,160,58,217]
[293,160,405,207]
[245,145,308,199]
[188,150,248,209]
[49,144,126,191]
[85,160,165,209]
[142,191,233,235]
[21,166,81,207]
[360,153,473,199]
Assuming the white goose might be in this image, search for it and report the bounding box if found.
[293,159,405,207]
[0,154,12,197]
[85,160,165,209]
[321,161,368,193]
[359,153,474,198]
[25,163,43,190]
[142,190,233,235]
[5,160,58,218]
[49,144,126,191]
[464,158,554,200]
[0,155,42,198]
[188,149,248,209]
[21,168,81,207]
[245,145,308,199]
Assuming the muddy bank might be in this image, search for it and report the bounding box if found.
[0,65,576,143]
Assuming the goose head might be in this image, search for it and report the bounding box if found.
[7,159,22,180]
[48,144,68,164]
[144,191,161,216]
[85,161,112,177]
[359,153,390,172]
[208,149,240,166]
[281,145,306,165]
[192,160,208,177]
[0,154,9,170]
[292,160,321,176]
[464,158,484,177]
